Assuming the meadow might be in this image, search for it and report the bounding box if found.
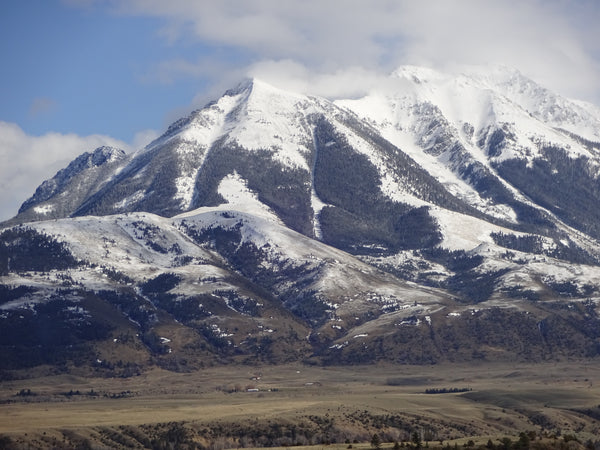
[0,361,599,449]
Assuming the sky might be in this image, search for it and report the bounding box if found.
[1,0,600,221]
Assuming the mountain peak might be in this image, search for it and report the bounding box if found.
[14,145,127,220]
[244,77,309,104]
[222,77,255,97]
[12,65,600,226]
[142,77,302,152]
[5,66,600,374]
[89,145,127,165]
[222,77,301,99]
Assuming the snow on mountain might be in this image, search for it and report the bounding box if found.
[335,77,515,221]
[135,87,248,210]
[429,206,519,252]
[175,206,448,313]
[464,65,600,142]
[196,171,283,224]
[0,202,457,368]
[9,68,600,263]
[4,66,600,369]
[225,79,318,170]
[133,79,319,212]
[345,64,600,162]
[11,146,127,224]
[336,64,600,230]
[390,65,600,145]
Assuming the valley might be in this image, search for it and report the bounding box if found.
[1,362,599,448]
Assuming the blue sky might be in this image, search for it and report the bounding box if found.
[1,0,600,221]
[0,1,218,143]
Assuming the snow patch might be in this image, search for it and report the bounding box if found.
[226,79,315,170]
[430,206,523,252]
[114,190,145,210]
[33,204,54,215]
[216,172,282,224]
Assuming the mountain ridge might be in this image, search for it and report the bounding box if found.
[2,66,600,374]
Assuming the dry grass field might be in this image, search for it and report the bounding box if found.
[1,361,599,448]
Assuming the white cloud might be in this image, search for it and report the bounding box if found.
[111,0,406,71]
[245,60,406,99]
[0,121,130,222]
[92,0,600,105]
[394,0,600,103]
[131,128,160,150]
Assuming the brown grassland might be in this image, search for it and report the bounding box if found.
[0,361,599,449]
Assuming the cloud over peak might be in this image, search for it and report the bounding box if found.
[85,0,600,104]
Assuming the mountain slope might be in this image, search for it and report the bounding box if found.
[3,66,600,373]
[2,201,599,372]
[8,146,127,225]
[0,185,456,372]
[337,65,600,237]
[14,79,482,247]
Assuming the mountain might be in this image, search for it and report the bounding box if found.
[2,66,600,376]
[13,146,127,223]
[338,65,600,238]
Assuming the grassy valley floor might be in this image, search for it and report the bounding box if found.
[0,361,599,449]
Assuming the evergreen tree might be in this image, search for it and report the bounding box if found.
[371,433,382,450]
[412,431,422,449]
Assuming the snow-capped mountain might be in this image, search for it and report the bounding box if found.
[2,65,600,373]
[15,146,127,223]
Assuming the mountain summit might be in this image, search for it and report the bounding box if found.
[2,67,600,372]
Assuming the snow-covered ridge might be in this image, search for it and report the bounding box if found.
[224,78,318,170]
[141,88,246,154]
[340,64,598,155]
[333,64,600,224]
[143,78,319,171]
[10,65,600,261]
[389,64,600,141]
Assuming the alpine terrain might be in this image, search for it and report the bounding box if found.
[3,65,600,376]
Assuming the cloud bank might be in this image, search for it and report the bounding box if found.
[92,0,600,104]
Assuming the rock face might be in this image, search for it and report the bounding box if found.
[2,66,600,374]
